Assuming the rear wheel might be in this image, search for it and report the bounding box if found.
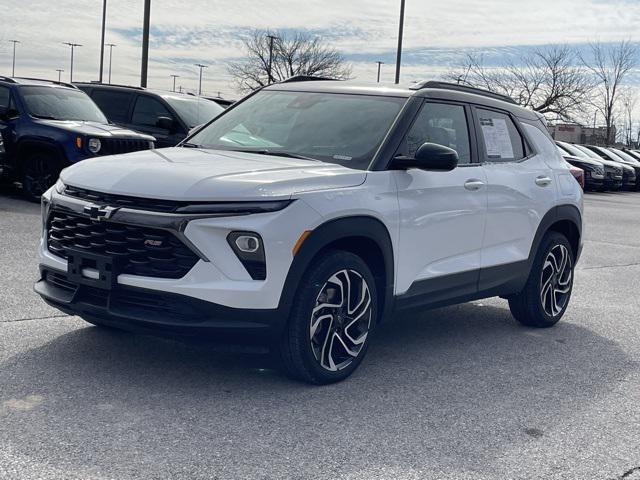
[509,232,574,328]
[280,250,377,384]
[22,152,60,202]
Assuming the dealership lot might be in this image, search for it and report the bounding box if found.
[1,190,639,479]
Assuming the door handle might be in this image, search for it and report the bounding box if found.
[464,179,485,191]
[535,176,552,187]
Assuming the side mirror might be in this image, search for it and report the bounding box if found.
[156,116,174,131]
[392,142,459,171]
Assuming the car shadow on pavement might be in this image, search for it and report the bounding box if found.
[0,301,632,479]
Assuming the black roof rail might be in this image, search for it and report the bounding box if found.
[0,76,17,83]
[13,77,78,89]
[411,81,518,105]
[74,81,145,91]
[279,75,340,84]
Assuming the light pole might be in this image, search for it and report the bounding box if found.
[194,64,208,95]
[266,34,278,84]
[105,43,116,84]
[376,61,384,83]
[99,0,107,82]
[395,0,406,84]
[56,69,64,82]
[63,43,82,82]
[141,0,151,87]
[9,40,19,77]
[170,74,179,92]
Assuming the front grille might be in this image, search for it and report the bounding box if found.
[100,138,151,156]
[47,210,199,279]
[64,185,182,213]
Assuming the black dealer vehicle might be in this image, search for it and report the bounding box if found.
[584,145,637,190]
[555,141,605,191]
[0,77,154,201]
[76,83,224,148]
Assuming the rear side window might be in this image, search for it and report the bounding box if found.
[402,102,472,164]
[132,96,173,127]
[476,109,525,162]
[92,90,133,123]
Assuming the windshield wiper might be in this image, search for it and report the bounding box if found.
[230,149,319,162]
[181,142,202,148]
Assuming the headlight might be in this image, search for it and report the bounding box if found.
[88,138,102,154]
[54,179,65,194]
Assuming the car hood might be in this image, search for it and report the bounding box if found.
[60,147,367,201]
[36,119,155,141]
[562,155,603,168]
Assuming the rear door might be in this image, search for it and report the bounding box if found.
[475,108,556,284]
[393,100,488,302]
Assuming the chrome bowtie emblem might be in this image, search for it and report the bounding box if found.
[84,204,118,221]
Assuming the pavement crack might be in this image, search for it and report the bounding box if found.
[1,313,71,323]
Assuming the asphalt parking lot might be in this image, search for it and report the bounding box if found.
[1,188,639,480]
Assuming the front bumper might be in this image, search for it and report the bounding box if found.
[35,267,286,342]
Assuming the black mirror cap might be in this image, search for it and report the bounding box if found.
[156,116,174,130]
[392,143,459,172]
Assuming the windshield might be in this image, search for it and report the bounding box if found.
[611,148,640,164]
[558,142,588,158]
[574,145,604,160]
[161,94,224,128]
[188,90,407,170]
[20,86,108,123]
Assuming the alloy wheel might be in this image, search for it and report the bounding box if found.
[24,156,57,198]
[540,244,573,317]
[310,269,372,371]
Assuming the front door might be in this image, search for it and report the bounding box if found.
[393,101,488,303]
[127,95,185,148]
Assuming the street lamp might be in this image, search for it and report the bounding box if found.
[170,74,180,92]
[376,61,384,83]
[56,69,64,83]
[395,0,406,84]
[266,34,279,84]
[63,42,82,82]
[99,0,107,82]
[105,43,116,84]
[141,0,151,87]
[194,64,208,95]
[9,40,20,77]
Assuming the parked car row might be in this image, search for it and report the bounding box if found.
[0,77,225,200]
[556,140,640,192]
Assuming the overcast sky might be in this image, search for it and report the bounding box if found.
[1,0,639,99]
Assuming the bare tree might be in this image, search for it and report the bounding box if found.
[448,45,592,121]
[580,40,637,144]
[228,30,352,92]
[619,89,638,146]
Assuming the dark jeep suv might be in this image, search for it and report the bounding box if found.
[76,84,224,148]
[0,77,154,200]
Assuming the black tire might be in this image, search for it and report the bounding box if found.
[509,232,574,328]
[22,152,61,202]
[280,250,378,385]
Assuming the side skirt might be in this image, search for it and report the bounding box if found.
[394,261,529,312]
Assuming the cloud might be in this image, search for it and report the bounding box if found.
[1,0,639,98]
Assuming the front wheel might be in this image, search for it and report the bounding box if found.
[509,232,574,328]
[22,152,60,202]
[280,250,377,384]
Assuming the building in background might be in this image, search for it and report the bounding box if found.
[549,124,616,146]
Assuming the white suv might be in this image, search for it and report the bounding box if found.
[36,79,583,384]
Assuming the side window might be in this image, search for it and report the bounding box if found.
[132,96,173,128]
[0,87,9,109]
[476,108,525,162]
[403,102,472,165]
[92,90,132,123]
